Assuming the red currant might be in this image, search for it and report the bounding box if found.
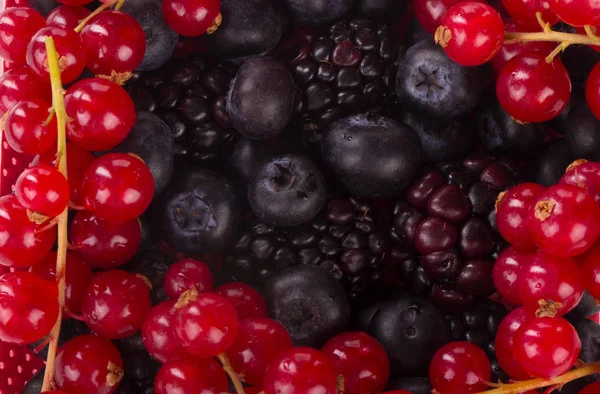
[81,269,152,339]
[0,271,59,344]
[57,0,94,5]
[55,334,124,394]
[496,53,571,123]
[26,25,86,84]
[527,184,600,257]
[0,7,46,64]
[15,164,69,217]
[141,299,185,363]
[263,347,338,394]
[64,78,136,151]
[492,246,534,305]
[560,160,600,203]
[68,210,141,269]
[494,307,534,381]
[80,11,146,75]
[414,0,479,34]
[585,62,600,121]
[496,182,545,249]
[513,316,581,378]
[162,0,221,37]
[435,2,504,66]
[47,5,91,29]
[548,0,600,26]
[501,0,559,28]
[163,258,213,299]
[0,195,56,268]
[4,98,57,155]
[0,66,50,113]
[174,291,239,358]
[214,282,268,321]
[579,242,600,301]
[154,355,228,394]
[381,392,413,394]
[579,382,600,394]
[30,251,93,315]
[321,332,390,394]
[429,341,491,393]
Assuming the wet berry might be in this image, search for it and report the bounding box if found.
[15,164,69,218]
[154,355,228,394]
[0,7,46,64]
[496,182,544,250]
[429,341,491,393]
[4,98,57,155]
[494,307,533,381]
[214,282,268,321]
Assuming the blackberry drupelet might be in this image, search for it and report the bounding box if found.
[277,18,399,147]
[124,54,238,167]
[390,152,519,311]
[222,197,389,298]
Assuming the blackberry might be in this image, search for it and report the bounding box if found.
[124,54,238,167]
[222,197,390,298]
[277,18,399,147]
[390,152,519,311]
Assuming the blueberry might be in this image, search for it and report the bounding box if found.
[27,0,60,16]
[396,40,487,120]
[566,291,600,320]
[566,102,600,161]
[122,0,179,71]
[571,318,600,364]
[321,113,425,197]
[356,0,407,21]
[205,0,283,62]
[405,20,433,47]
[227,57,296,139]
[562,44,600,88]
[128,251,174,305]
[386,377,433,394]
[248,154,328,227]
[264,264,350,347]
[528,139,574,187]
[22,368,45,394]
[156,168,242,254]
[281,0,353,25]
[113,378,141,394]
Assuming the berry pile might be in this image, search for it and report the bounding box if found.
[0,0,600,394]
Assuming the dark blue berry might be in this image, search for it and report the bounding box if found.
[565,291,600,320]
[356,0,407,21]
[566,101,600,161]
[529,139,574,187]
[281,0,353,25]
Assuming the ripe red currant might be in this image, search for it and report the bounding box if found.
[4,98,57,155]
[56,0,94,5]
[548,0,600,26]
[0,271,59,344]
[586,62,600,121]
[579,242,600,301]
[435,2,504,66]
[163,258,213,299]
[162,0,221,37]
[496,182,544,249]
[47,5,91,29]
[579,382,600,394]
[495,307,534,381]
[214,282,268,320]
[0,7,46,64]
[492,246,534,305]
[496,53,571,123]
[527,184,600,257]
[141,300,184,363]
[513,316,581,378]
[560,160,600,203]
[501,0,559,28]
[429,341,491,393]
[413,0,464,34]
[0,66,50,113]
[15,164,69,218]
[154,355,228,394]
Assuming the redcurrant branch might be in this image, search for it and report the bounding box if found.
[73,0,121,33]
[40,36,69,393]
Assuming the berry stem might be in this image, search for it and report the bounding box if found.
[503,30,600,46]
[40,36,69,393]
[216,353,246,394]
[475,361,600,393]
[73,0,119,33]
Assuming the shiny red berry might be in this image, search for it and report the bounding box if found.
[154,355,228,394]
[496,182,545,249]
[579,242,600,301]
[492,246,534,305]
[0,66,50,113]
[413,0,464,34]
[548,0,600,26]
[579,382,600,394]
[494,307,534,381]
[4,98,57,155]
[429,341,491,393]
[47,5,91,29]
[501,0,559,28]
[214,282,268,321]
[513,316,581,378]
[57,0,94,5]
[527,184,600,257]
[141,300,185,363]
[0,271,59,344]
[0,7,46,64]
[560,160,600,203]
[496,53,571,123]
[15,164,69,217]
[435,2,504,66]
[163,258,213,299]
[162,0,221,37]
[586,62,600,121]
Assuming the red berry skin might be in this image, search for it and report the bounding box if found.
[560,161,600,203]
[141,300,185,363]
[81,153,154,223]
[496,53,571,123]
[0,271,59,344]
[81,269,152,339]
[162,0,221,37]
[436,2,504,66]
[68,210,141,269]
[0,195,56,269]
[492,246,534,305]
[579,382,600,394]
[4,98,57,155]
[0,66,50,113]
[263,347,338,394]
[30,251,93,315]
[155,355,228,394]
[579,242,600,301]
[548,0,600,26]
[321,332,390,394]
[214,282,268,320]
[586,62,600,121]
[496,182,545,250]
[413,0,470,34]
[55,335,123,394]
[47,5,91,29]
[64,78,136,151]
[0,7,46,64]
[80,11,146,75]
[429,341,491,394]
[513,316,581,378]
[501,0,559,28]
[15,164,70,217]
[495,307,533,381]
[228,317,293,386]
[164,258,213,299]
[57,0,94,5]
[527,184,600,257]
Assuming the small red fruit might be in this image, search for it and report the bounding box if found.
[15,164,69,218]
[214,282,268,320]
[548,0,600,26]
[494,307,534,381]
[429,341,491,393]
[501,0,560,29]
[162,0,221,37]
[586,62,600,121]
[560,160,600,203]
[0,7,46,64]
[4,98,57,155]
[163,258,213,299]
[154,355,228,394]
[492,246,534,305]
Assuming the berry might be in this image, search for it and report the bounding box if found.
[174,291,239,358]
[570,317,600,366]
[513,316,581,378]
[580,382,600,394]
[494,307,533,381]
[492,246,533,305]
[560,160,600,203]
[497,53,571,123]
[154,355,228,394]
[281,0,353,25]
[162,0,221,37]
[565,101,600,162]
[548,0,600,26]
[579,243,600,301]
[586,62,600,121]
[227,317,293,386]
[80,11,146,74]
[0,66,50,113]
[501,0,560,28]
[0,7,46,64]
[56,0,93,5]
[214,282,268,320]
[413,0,462,34]
[495,182,545,249]
[435,2,504,66]
[0,271,59,344]
[321,332,390,394]
[55,335,124,394]
[163,258,213,299]
[4,98,57,155]
[527,184,600,257]
[15,164,69,217]
[64,78,136,151]
[429,341,491,393]
[46,5,91,29]
[263,347,338,394]
[141,299,184,363]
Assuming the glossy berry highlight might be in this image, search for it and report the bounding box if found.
[15,164,69,218]
[496,182,544,250]
[162,0,221,37]
[4,98,57,155]
[163,258,213,299]
[429,341,491,393]
[155,355,228,394]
